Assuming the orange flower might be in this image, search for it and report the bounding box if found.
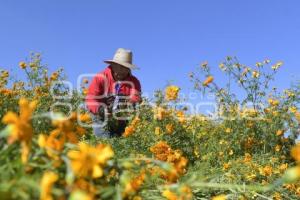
[122,170,146,198]
[291,143,300,162]
[123,117,140,137]
[150,141,188,182]
[203,76,214,86]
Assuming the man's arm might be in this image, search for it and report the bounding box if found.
[85,74,105,114]
[129,78,142,104]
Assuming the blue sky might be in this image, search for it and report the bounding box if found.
[1,0,300,106]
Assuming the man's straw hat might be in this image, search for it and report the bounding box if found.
[104,48,138,70]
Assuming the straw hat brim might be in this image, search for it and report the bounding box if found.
[104,60,138,70]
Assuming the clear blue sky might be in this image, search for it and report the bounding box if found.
[1,0,299,105]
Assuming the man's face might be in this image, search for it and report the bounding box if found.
[111,63,130,81]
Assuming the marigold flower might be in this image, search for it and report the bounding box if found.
[212,194,227,200]
[19,61,27,69]
[122,171,146,198]
[67,142,114,178]
[276,129,284,136]
[69,190,93,200]
[259,165,273,176]
[162,189,177,200]
[223,163,230,170]
[252,70,260,78]
[289,106,297,113]
[165,124,174,134]
[40,171,58,200]
[275,145,282,152]
[176,111,185,123]
[51,112,87,144]
[123,117,140,137]
[203,76,214,86]
[291,144,300,162]
[150,141,188,182]
[268,98,280,107]
[2,98,37,163]
[165,85,180,101]
[38,133,65,166]
[155,126,161,135]
[279,163,288,172]
[225,128,232,133]
[244,153,252,163]
[153,106,168,120]
[295,111,300,123]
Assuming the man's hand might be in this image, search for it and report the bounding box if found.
[105,95,115,106]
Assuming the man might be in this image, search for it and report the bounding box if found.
[85,48,141,137]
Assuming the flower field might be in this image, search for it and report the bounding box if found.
[1,53,300,200]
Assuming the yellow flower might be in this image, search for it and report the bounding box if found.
[279,163,288,172]
[40,171,58,200]
[51,112,87,144]
[276,130,284,136]
[203,76,214,86]
[155,126,161,135]
[19,61,27,69]
[212,194,227,200]
[289,106,297,113]
[244,153,252,163]
[38,133,65,166]
[246,173,256,181]
[256,62,263,67]
[69,190,93,200]
[275,145,282,152]
[259,165,273,176]
[268,98,280,107]
[122,171,146,198]
[271,61,283,70]
[2,98,37,163]
[219,63,226,71]
[272,192,282,200]
[201,61,208,68]
[50,72,59,81]
[67,142,114,178]
[225,128,232,133]
[165,85,180,101]
[162,189,177,200]
[252,70,260,78]
[165,124,174,134]
[153,106,168,120]
[176,111,186,123]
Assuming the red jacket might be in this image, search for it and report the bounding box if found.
[85,66,141,114]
